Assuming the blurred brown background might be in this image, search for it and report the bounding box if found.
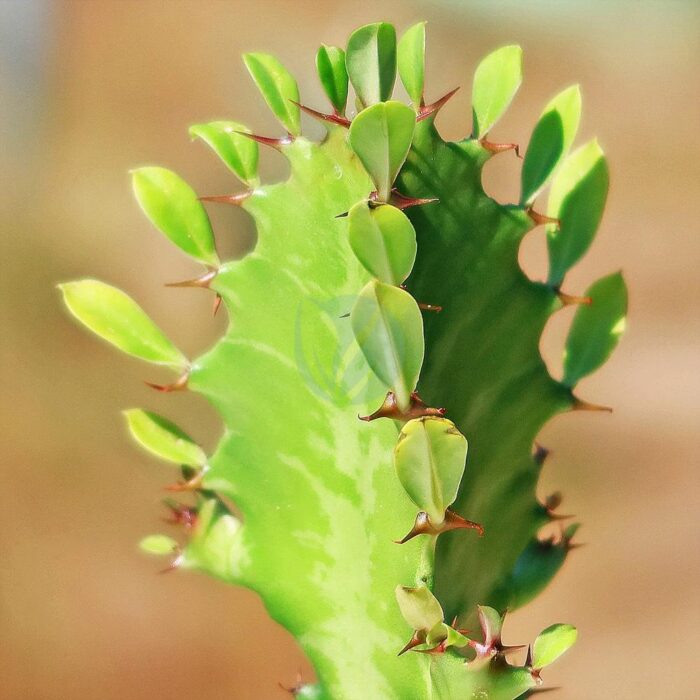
[1,1,698,698]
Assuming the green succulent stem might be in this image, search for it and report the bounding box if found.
[60,23,626,700]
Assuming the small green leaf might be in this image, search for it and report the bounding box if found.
[394,417,467,524]
[243,53,301,136]
[123,409,207,467]
[477,605,503,645]
[139,534,178,556]
[189,121,259,186]
[532,623,578,669]
[398,22,426,108]
[426,622,469,649]
[348,101,416,201]
[563,272,627,387]
[316,45,348,115]
[547,139,609,286]
[348,202,417,285]
[521,85,582,204]
[131,167,219,265]
[395,585,444,633]
[59,280,187,369]
[471,45,522,138]
[351,280,424,410]
[346,22,397,107]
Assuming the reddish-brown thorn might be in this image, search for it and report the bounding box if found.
[396,509,484,544]
[165,269,217,289]
[529,688,561,695]
[533,442,550,466]
[414,641,447,655]
[290,100,351,128]
[571,396,613,413]
[199,191,252,206]
[359,391,446,423]
[278,671,304,696]
[417,87,460,122]
[500,644,527,657]
[158,556,182,575]
[380,189,439,210]
[399,285,443,313]
[213,294,222,316]
[398,632,425,656]
[527,207,560,228]
[145,372,189,393]
[237,130,293,149]
[165,470,204,493]
[557,290,592,307]
[480,138,522,158]
[163,500,197,529]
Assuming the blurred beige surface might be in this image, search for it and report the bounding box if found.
[1,1,698,698]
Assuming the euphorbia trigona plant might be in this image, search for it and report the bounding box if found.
[60,21,627,699]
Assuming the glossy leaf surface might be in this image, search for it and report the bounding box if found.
[471,45,522,137]
[532,624,578,669]
[123,409,207,467]
[348,101,416,201]
[132,167,219,265]
[316,45,348,114]
[547,139,609,285]
[351,280,424,410]
[394,417,467,523]
[243,52,301,136]
[395,585,444,633]
[397,22,426,108]
[521,85,581,204]
[59,280,187,369]
[189,121,259,186]
[348,202,416,285]
[346,22,397,107]
[563,271,627,387]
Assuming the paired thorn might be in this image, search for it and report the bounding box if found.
[527,207,560,228]
[199,191,251,206]
[145,372,189,393]
[396,509,484,544]
[480,138,522,158]
[571,396,613,413]
[212,294,223,316]
[237,130,293,149]
[165,269,217,289]
[158,553,183,575]
[557,290,592,307]
[417,87,460,122]
[359,391,445,423]
[290,100,351,128]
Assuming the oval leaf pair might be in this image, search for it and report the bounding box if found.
[521,85,582,204]
[397,22,426,109]
[394,417,467,524]
[350,280,424,410]
[346,22,397,108]
[547,139,609,286]
[243,53,301,136]
[189,121,259,186]
[124,409,207,468]
[563,271,627,387]
[132,167,219,266]
[349,101,416,202]
[471,45,523,138]
[59,279,187,369]
[348,202,416,285]
[532,624,578,669]
[316,45,348,115]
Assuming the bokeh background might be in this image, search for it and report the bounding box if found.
[1,1,698,698]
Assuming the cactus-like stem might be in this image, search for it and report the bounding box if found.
[60,22,626,700]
